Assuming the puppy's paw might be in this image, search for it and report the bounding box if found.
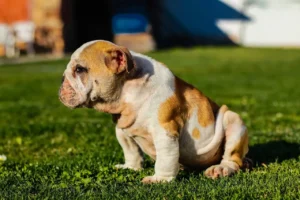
[204,164,237,179]
[115,164,142,171]
[141,175,175,184]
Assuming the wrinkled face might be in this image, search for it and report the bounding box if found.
[59,40,135,109]
[59,58,93,108]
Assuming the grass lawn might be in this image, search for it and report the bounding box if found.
[0,47,300,199]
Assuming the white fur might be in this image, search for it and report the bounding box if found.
[115,128,143,170]
[63,62,92,104]
[196,106,226,155]
[181,108,215,149]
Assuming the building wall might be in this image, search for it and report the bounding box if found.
[147,0,249,48]
[218,0,300,47]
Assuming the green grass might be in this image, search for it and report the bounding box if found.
[1,47,300,199]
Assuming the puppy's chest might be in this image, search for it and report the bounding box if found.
[123,122,156,159]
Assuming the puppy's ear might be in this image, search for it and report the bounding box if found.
[105,47,135,74]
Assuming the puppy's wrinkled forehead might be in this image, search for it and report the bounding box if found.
[69,40,118,68]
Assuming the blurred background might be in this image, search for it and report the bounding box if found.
[0,0,300,59]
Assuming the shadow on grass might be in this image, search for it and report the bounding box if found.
[174,140,300,180]
[143,140,300,181]
[247,140,300,165]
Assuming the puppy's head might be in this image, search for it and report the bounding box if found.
[59,40,135,109]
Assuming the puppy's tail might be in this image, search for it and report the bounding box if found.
[196,105,228,155]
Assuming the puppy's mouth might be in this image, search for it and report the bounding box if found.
[59,77,107,109]
[59,92,82,109]
[69,92,94,109]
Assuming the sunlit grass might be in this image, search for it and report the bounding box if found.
[0,47,300,199]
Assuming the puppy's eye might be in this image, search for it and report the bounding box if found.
[75,65,87,73]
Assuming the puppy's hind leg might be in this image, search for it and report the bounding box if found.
[205,108,249,179]
[115,128,144,170]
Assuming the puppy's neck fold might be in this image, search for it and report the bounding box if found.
[94,101,136,129]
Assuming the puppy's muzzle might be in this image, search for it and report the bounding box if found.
[59,76,82,108]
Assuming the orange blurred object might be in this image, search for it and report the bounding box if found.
[0,0,30,24]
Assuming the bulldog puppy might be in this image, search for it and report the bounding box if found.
[59,40,249,183]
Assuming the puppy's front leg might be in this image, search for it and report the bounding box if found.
[115,128,144,170]
[142,131,179,184]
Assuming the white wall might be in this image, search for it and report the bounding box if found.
[217,0,300,47]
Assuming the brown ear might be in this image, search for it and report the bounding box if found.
[105,47,135,74]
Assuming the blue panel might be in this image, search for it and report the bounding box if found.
[112,13,148,34]
[162,0,249,38]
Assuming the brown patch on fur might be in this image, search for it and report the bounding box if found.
[176,77,219,127]
[197,98,219,127]
[229,130,249,167]
[158,76,219,138]
[192,128,201,139]
[80,41,135,75]
[158,87,185,138]
[78,41,120,79]
[158,92,184,138]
